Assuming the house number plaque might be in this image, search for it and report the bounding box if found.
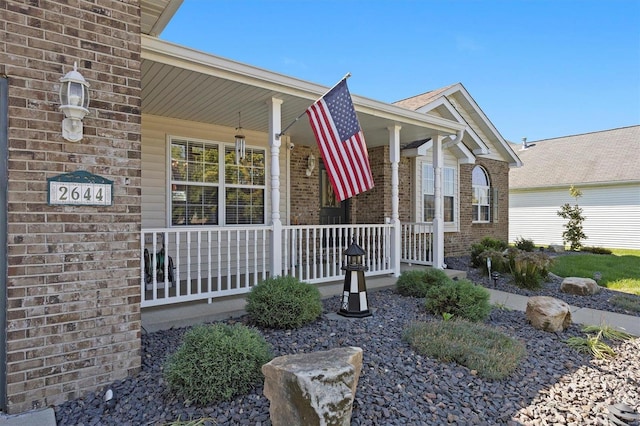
[48,170,113,206]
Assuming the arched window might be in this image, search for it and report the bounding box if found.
[472,166,491,222]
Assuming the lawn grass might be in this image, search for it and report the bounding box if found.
[549,251,640,296]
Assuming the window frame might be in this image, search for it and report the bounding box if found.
[167,136,267,227]
[420,162,458,228]
[472,165,491,223]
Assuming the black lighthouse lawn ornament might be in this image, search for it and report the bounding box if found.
[338,237,372,318]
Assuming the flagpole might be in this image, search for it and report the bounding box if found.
[276,72,351,139]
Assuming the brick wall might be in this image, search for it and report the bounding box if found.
[1,0,141,413]
[446,157,510,257]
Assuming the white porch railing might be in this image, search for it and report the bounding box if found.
[141,223,394,308]
[400,222,434,266]
[282,224,393,283]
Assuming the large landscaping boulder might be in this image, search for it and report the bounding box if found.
[560,277,601,296]
[262,347,363,426]
[526,296,572,332]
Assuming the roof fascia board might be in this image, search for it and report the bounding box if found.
[141,36,466,134]
[511,180,640,192]
[415,97,489,154]
[446,84,523,167]
[148,0,184,37]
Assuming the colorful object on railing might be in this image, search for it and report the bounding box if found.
[338,237,371,318]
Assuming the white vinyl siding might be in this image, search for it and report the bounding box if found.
[509,183,640,250]
[141,114,289,276]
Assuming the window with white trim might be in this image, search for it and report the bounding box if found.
[472,166,490,222]
[422,164,455,222]
[170,138,266,226]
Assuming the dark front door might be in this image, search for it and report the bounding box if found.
[319,163,348,225]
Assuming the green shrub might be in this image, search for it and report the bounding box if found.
[514,237,536,252]
[403,320,526,380]
[164,323,273,405]
[246,275,322,329]
[478,249,509,275]
[424,279,491,322]
[470,237,508,268]
[396,268,452,297]
[582,246,613,255]
[557,185,587,251]
[510,251,553,289]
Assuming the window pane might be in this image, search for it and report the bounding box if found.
[444,168,455,196]
[172,185,218,226]
[423,194,434,221]
[226,188,265,225]
[444,196,454,222]
[472,166,489,186]
[422,164,434,195]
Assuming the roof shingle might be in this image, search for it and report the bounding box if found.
[509,126,640,189]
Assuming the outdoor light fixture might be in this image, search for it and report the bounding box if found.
[235,111,246,164]
[59,62,90,142]
[306,153,316,176]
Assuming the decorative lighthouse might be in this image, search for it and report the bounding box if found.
[338,237,372,318]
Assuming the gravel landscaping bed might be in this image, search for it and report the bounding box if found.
[445,255,640,318]
[55,258,640,425]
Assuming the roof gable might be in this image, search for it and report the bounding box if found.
[394,83,522,167]
[510,126,640,189]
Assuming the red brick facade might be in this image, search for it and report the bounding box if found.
[291,149,510,258]
[1,0,141,413]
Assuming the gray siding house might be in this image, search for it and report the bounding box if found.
[509,126,640,250]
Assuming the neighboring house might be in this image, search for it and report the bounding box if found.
[509,126,640,250]
[1,0,520,414]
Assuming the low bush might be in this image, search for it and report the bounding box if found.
[424,279,491,322]
[478,249,509,275]
[164,323,273,405]
[470,237,508,268]
[510,251,553,289]
[581,246,613,255]
[246,275,322,329]
[608,294,640,313]
[514,237,536,252]
[403,320,526,380]
[396,268,451,298]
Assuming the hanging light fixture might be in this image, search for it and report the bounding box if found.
[235,111,246,164]
[59,62,90,142]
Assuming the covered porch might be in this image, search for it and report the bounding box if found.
[140,36,466,310]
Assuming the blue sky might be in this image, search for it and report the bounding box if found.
[161,0,640,143]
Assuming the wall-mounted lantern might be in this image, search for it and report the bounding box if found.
[306,154,316,177]
[338,237,371,318]
[59,62,90,142]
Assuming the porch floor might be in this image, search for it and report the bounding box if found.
[141,265,466,333]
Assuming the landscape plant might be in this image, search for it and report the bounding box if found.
[424,279,491,322]
[510,251,552,289]
[470,237,509,268]
[246,275,323,329]
[403,320,526,380]
[557,185,587,251]
[396,268,451,298]
[514,237,536,252]
[164,323,273,405]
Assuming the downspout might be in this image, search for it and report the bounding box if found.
[442,130,465,149]
[0,75,8,411]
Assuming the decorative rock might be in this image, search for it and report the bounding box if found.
[262,346,363,426]
[561,277,601,296]
[526,296,572,332]
[548,245,565,253]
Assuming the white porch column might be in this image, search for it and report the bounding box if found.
[388,125,401,277]
[268,97,284,277]
[432,133,445,269]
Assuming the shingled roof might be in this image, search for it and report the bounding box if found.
[510,125,640,189]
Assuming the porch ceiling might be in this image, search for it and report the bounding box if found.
[141,35,465,148]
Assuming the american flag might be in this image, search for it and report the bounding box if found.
[306,79,374,201]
